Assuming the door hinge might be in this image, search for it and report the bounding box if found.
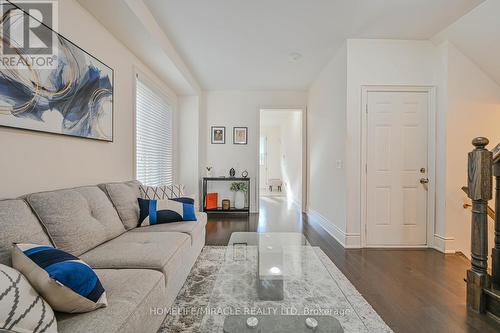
[365,104,368,113]
[365,163,368,173]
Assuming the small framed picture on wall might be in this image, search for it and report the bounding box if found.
[233,127,248,145]
[211,126,226,144]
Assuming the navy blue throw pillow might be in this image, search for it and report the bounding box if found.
[138,197,197,226]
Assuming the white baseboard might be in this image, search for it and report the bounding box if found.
[345,233,361,248]
[432,234,456,254]
[307,209,361,248]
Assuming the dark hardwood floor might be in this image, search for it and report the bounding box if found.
[205,196,500,333]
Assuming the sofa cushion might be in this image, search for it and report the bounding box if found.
[26,186,126,256]
[98,181,141,230]
[79,232,190,278]
[12,244,107,313]
[56,269,166,333]
[131,212,207,245]
[0,199,52,266]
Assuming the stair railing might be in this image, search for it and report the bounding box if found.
[491,142,500,290]
[466,137,500,313]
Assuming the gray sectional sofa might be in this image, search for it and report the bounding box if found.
[0,181,207,333]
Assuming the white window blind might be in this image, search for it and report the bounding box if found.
[136,76,173,186]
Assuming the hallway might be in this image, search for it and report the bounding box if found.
[205,196,302,245]
[257,196,303,232]
[204,196,499,333]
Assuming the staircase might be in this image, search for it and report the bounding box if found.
[466,137,500,322]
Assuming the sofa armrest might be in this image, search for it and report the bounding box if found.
[195,211,207,225]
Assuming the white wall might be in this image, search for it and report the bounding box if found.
[433,42,450,245]
[260,127,282,184]
[443,42,500,258]
[431,0,500,257]
[345,39,439,247]
[280,111,302,205]
[204,91,307,212]
[433,0,500,87]
[178,96,200,200]
[308,39,441,248]
[308,37,500,256]
[0,0,178,199]
[306,43,348,245]
[198,92,208,195]
[309,40,440,247]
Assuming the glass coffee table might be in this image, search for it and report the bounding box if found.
[200,232,373,332]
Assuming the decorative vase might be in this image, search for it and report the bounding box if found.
[235,191,245,209]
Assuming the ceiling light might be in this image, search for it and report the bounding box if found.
[289,52,302,62]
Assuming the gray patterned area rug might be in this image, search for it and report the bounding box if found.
[159,246,392,333]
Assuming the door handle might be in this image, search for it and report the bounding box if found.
[420,178,429,184]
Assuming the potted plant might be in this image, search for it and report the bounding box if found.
[230,182,248,209]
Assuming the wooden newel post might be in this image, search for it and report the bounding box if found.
[492,159,500,289]
[467,137,492,312]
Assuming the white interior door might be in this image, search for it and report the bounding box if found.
[366,91,428,246]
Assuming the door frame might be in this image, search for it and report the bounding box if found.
[360,86,437,248]
[257,106,308,213]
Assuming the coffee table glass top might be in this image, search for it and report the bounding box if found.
[200,232,369,332]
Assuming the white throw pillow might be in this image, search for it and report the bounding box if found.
[0,264,57,333]
[12,244,107,313]
[139,184,185,200]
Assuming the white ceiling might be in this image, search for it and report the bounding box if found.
[77,0,200,95]
[433,0,500,86]
[144,0,483,90]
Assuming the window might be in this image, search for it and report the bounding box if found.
[135,75,173,186]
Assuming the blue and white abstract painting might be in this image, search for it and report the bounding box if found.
[0,5,113,141]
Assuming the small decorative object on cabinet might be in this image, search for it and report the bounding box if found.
[205,166,213,177]
[242,170,248,178]
[230,182,248,209]
[222,199,231,211]
[202,177,250,214]
[229,168,236,177]
[205,193,218,210]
